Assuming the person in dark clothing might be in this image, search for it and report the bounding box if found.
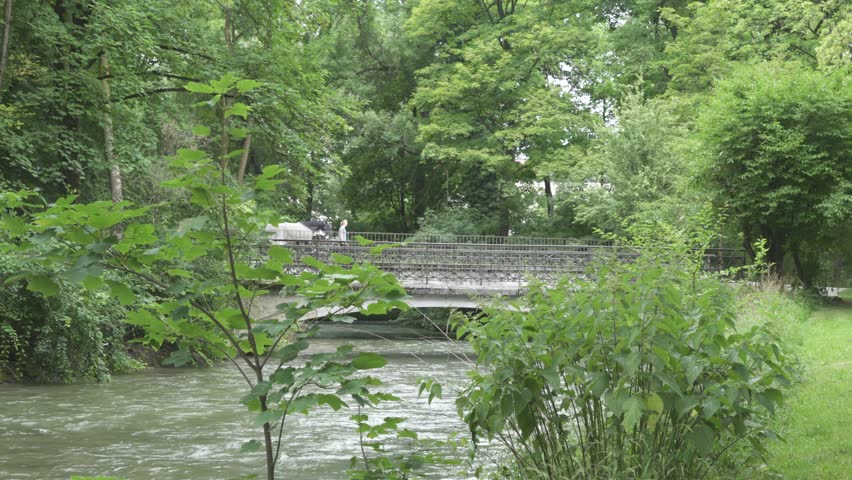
[299,220,332,238]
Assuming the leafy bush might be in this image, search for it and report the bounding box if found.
[415,207,500,237]
[0,253,132,382]
[455,250,797,480]
[347,412,467,479]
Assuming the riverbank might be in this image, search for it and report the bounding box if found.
[760,292,851,479]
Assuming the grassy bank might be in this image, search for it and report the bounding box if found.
[741,291,852,480]
[761,291,851,479]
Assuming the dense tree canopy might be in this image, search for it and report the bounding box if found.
[0,0,847,273]
[1,1,850,387]
[700,62,851,285]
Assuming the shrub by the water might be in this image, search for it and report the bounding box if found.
[0,253,133,382]
[455,250,797,480]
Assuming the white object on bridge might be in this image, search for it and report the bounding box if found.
[264,222,313,241]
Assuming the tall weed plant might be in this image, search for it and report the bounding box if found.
[455,248,797,480]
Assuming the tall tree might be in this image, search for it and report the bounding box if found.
[0,0,11,94]
[407,0,600,233]
[699,62,852,284]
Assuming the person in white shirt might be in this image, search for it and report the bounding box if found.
[338,219,348,241]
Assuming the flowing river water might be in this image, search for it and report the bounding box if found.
[0,323,483,480]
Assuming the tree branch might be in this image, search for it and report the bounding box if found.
[111,87,187,102]
[156,43,217,61]
[98,71,201,82]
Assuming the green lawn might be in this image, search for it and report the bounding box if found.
[764,293,851,479]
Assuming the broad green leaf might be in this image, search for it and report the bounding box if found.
[185,82,215,94]
[167,269,193,278]
[644,393,664,430]
[26,275,59,296]
[362,301,389,316]
[175,215,208,236]
[236,79,262,92]
[622,397,643,431]
[270,367,295,386]
[619,351,641,376]
[210,73,238,93]
[330,253,353,265]
[225,103,250,119]
[317,394,347,411]
[176,148,208,162]
[162,350,193,367]
[286,394,318,414]
[191,125,211,136]
[657,372,683,397]
[106,280,136,305]
[271,339,309,363]
[1,213,28,236]
[239,440,263,453]
[229,127,248,139]
[253,409,284,426]
[115,223,157,253]
[267,245,293,265]
[428,382,442,405]
[354,236,374,246]
[82,275,104,290]
[352,352,387,370]
[686,423,715,455]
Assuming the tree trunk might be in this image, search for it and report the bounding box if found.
[543,176,554,217]
[398,189,407,229]
[305,177,314,219]
[762,227,786,277]
[224,7,233,53]
[412,165,427,229]
[0,0,12,95]
[56,0,82,194]
[220,7,233,170]
[100,53,123,205]
[832,256,843,288]
[305,151,315,219]
[498,188,510,236]
[791,242,811,288]
[236,117,253,183]
[260,395,275,480]
[741,224,755,262]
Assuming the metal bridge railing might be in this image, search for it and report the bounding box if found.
[346,232,613,246]
[259,236,747,284]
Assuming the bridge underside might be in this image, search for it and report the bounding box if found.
[254,293,488,321]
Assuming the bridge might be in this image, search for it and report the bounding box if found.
[260,232,746,301]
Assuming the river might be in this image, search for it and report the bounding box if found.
[0,323,480,480]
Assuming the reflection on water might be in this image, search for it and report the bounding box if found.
[0,323,476,480]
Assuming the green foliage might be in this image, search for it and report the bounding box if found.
[347,411,466,480]
[455,249,797,479]
[414,207,500,237]
[699,61,852,285]
[0,79,408,479]
[0,251,132,383]
[663,0,849,91]
[574,92,707,232]
[408,0,600,232]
